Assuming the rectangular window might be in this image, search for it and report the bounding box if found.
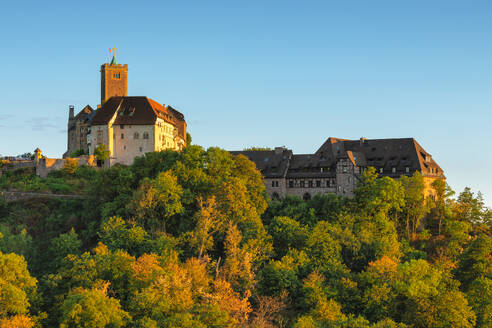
[97,130,103,144]
[308,181,313,188]
[380,168,384,173]
[289,181,294,188]
[392,167,396,173]
[300,181,305,188]
[272,181,275,187]
[121,133,124,139]
[316,180,321,187]
[342,166,348,173]
[139,147,143,152]
[405,167,410,173]
[120,124,124,129]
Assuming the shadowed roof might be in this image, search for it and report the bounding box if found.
[230,148,292,178]
[231,137,444,179]
[90,96,187,138]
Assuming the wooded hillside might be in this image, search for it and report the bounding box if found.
[0,146,490,328]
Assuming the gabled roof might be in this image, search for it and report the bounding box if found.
[74,105,94,121]
[68,105,94,131]
[231,137,444,179]
[316,137,444,178]
[90,96,187,138]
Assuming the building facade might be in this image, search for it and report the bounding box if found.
[64,54,187,165]
[88,96,186,166]
[63,105,94,158]
[232,137,444,200]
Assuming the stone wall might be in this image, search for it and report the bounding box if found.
[0,190,83,202]
[35,155,97,178]
[0,160,35,177]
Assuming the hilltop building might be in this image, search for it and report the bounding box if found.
[64,53,187,166]
[232,137,444,200]
[63,105,95,158]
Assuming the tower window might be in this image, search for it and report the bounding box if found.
[113,73,121,79]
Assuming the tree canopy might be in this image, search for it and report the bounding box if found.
[0,145,490,327]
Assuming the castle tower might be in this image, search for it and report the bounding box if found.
[100,53,128,104]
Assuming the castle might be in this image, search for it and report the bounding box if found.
[60,52,444,199]
[64,53,187,166]
[232,137,444,200]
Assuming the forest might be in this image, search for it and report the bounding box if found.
[0,145,490,328]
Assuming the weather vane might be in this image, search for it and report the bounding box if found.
[108,47,117,63]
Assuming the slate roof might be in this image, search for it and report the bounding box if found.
[316,137,443,178]
[230,148,292,178]
[231,137,444,179]
[286,154,337,179]
[68,105,94,131]
[90,96,187,139]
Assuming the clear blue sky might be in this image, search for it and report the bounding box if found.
[1,0,491,205]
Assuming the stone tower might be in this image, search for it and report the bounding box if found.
[100,54,128,104]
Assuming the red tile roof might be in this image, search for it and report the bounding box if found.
[90,96,186,139]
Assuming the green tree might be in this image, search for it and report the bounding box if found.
[94,144,110,163]
[128,170,183,233]
[354,167,404,217]
[453,188,492,234]
[267,216,308,258]
[429,179,455,237]
[455,234,492,290]
[400,172,428,239]
[466,277,492,328]
[393,259,475,328]
[48,228,82,270]
[0,252,37,323]
[188,196,224,258]
[0,225,32,258]
[186,132,192,146]
[70,148,87,157]
[98,216,149,256]
[60,284,130,328]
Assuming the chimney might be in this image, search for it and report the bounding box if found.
[274,146,286,155]
[69,105,75,120]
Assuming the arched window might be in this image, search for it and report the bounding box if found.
[303,193,311,201]
[134,132,139,139]
[143,132,149,139]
